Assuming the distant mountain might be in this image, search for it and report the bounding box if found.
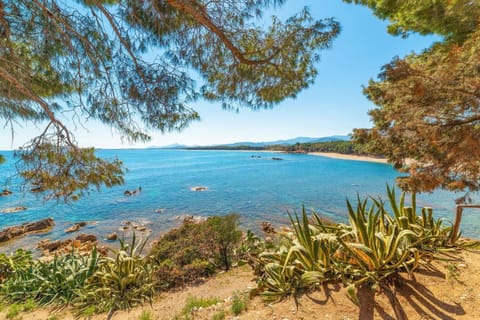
[222,135,350,148]
[151,135,350,149]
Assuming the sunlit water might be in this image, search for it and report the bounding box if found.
[0,149,478,253]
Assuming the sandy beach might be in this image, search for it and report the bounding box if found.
[309,152,389,164]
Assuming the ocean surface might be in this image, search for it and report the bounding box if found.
[0,149,478,253]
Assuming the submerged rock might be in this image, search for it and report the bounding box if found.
[0,218,54,243]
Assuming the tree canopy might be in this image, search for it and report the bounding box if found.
[0,0,340,200]
[348,0,480,192]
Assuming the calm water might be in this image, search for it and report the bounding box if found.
[0,149,478,252]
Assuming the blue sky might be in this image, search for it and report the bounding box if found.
[0,0,438,150]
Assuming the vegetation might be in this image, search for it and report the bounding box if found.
[347,0,480,192]
[230,291,249,315]
[150,214,242,290]
[176,296,221,320]
[0,0,339,201]
[255,186,456,303]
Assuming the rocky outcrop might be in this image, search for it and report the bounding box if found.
[124,186,142,196]
[0,218,54,243]
[64,221,87,233]
[36,233,107,257]
[0,206,27,213]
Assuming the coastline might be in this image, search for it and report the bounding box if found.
[308,152,389,164]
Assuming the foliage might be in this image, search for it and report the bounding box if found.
[348,0,480,192]
[211,310,226,320]
[75,235,154,319]
[176,296,220,320]
[0,0,339,200]
[0,248,100,306]
[255,187,453,302]
[203,214,243,271]
[138,309,154,320]
[230,292,249,315]
[343,0,479,42]
[150,215,242,289]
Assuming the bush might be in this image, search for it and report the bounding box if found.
[150,214,242,289]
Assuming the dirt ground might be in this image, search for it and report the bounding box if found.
[3,249,480,320]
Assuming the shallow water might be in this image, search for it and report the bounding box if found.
[0,149,477,253]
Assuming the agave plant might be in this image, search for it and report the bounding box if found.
[74,233,154,319]
[257,207,340,301]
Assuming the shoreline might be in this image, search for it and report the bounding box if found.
[308,152,389,164]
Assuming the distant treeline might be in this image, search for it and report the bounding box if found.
[185,145,266,150]
[270,140,357,154]
[185,140,375,156]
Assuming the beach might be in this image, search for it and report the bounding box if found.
[309,152,389,164]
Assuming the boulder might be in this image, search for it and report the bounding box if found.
[0,218,55,243]
[0,189,12,196]
[261,221,276,234]
[106,232,118,241]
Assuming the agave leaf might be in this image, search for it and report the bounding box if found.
[346,284,359,305]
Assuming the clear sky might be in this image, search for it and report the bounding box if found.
[0,0,438,150]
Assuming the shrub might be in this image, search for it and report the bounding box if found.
[230,292,248,315]
[138,309,154,320]
[150,215,242,290]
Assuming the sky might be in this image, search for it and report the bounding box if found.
[0,0,439,150]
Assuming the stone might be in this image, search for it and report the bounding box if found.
[106,232,118,241]
[1,206,27,213]
[261,221,276,234]
[190,186,207,191]
[0,218,54,243]
[0,189,13,196]
[64,222,87,233]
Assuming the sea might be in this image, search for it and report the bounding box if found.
[0,149,478,253]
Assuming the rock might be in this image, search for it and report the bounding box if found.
[65,224,80,233]
[37,233,105,257]
[30,186,44,193]
[64,222,87,233]
[0,189,12,196]
[106,232,118,241]
[155,208,165,213]
[1,206,27,213]
[76,233,97,243]
[124,187,142,196]
[261,221,276,234]
[190,186,207,192]
[0,218,54,243]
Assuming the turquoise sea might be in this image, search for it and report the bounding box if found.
[0,149,478,252]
